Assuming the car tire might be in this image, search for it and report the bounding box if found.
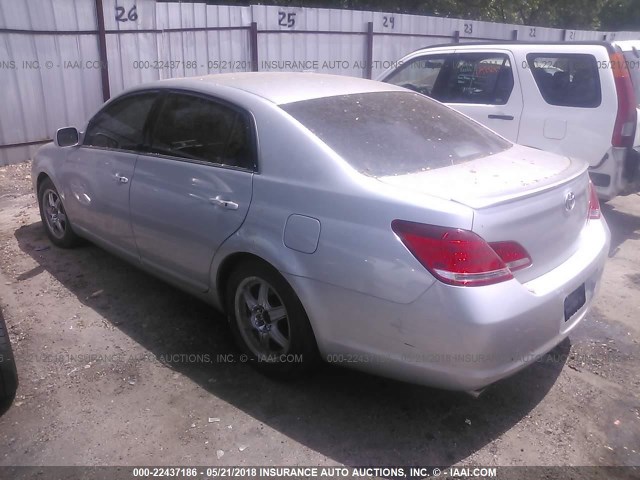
[37,178,80,248]
[226,260,319,379]
[0,311,18,403]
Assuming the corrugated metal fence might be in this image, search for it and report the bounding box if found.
[1,0,638,165]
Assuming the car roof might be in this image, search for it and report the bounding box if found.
[138,72,404,105]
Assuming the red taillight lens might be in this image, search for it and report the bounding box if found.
[391,220,531,287]
[588,180,601,220]
[610,51,637,148]
[488,241,533,272]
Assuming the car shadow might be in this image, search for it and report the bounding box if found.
[602,201,640,257]
[13,221,568,468]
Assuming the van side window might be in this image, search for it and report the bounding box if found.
[527,54,601,108]
[384,53,514,106]
[436,53,514,105]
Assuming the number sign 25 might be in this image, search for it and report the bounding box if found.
[278,11,296,28]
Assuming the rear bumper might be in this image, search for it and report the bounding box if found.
[290,217,610,391]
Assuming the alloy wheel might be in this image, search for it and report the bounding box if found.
[42,188,67,239]
[234,277,291,358]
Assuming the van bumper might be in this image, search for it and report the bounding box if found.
[589,146,640,200]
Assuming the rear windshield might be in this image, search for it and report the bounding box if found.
[280,91,511,177]
[623,50,640,106]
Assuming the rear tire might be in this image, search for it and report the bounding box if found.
[0,311,18,403]
[37,178,80,248]
[226,260,319,379]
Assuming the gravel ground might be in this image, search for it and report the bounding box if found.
[0,160,638,474]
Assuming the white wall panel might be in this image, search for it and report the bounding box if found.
[102,0,156,31]
[0,0,96,30]
[1,1,639,165]
[0,0,102,165]
[252,5,371,77]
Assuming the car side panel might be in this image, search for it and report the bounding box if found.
[130,156,253,292]
[208,103,474,312]
[61,147,138,257]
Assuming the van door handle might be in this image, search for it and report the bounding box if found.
[488,114,514,120]
[115,173,129,184]
[210,196,239,210]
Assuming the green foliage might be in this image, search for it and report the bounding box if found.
[200,0,640,30]
[599,0,640,30]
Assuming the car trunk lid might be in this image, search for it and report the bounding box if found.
[378,145,590,283]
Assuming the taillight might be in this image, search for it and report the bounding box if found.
[588,180,601,220]
[610,51,637,148]
[489,241,533,271]
[391,220,532,287]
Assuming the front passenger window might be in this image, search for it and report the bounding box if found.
[384,56,449,97]
[385,53,514,106]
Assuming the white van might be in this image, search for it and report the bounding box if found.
[379,42,640,200]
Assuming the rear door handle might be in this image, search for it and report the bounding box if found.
[115,173,129,184]
[210,196,239,210]
[488,114,514,120]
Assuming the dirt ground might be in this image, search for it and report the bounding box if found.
[0,160,638,471]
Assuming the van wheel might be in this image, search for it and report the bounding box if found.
[226,260,319,379]
[37,178,80,248]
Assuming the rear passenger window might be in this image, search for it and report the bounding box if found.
[150,93,256,170]
[527,54,601,108]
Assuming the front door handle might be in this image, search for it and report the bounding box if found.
[488,114,514,120]
[210,196,239,210]
[115,173,129,184]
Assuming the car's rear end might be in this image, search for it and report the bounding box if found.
[281,88,610,391]
[379,147,609,390]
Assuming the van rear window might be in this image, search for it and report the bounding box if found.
[526,54,601,108]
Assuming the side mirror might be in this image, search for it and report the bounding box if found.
[55,127,80,147]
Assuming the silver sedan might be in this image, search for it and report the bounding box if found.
[32,73,610,392]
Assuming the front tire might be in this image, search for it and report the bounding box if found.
[226,260,319,379]
[37,178,80,248]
